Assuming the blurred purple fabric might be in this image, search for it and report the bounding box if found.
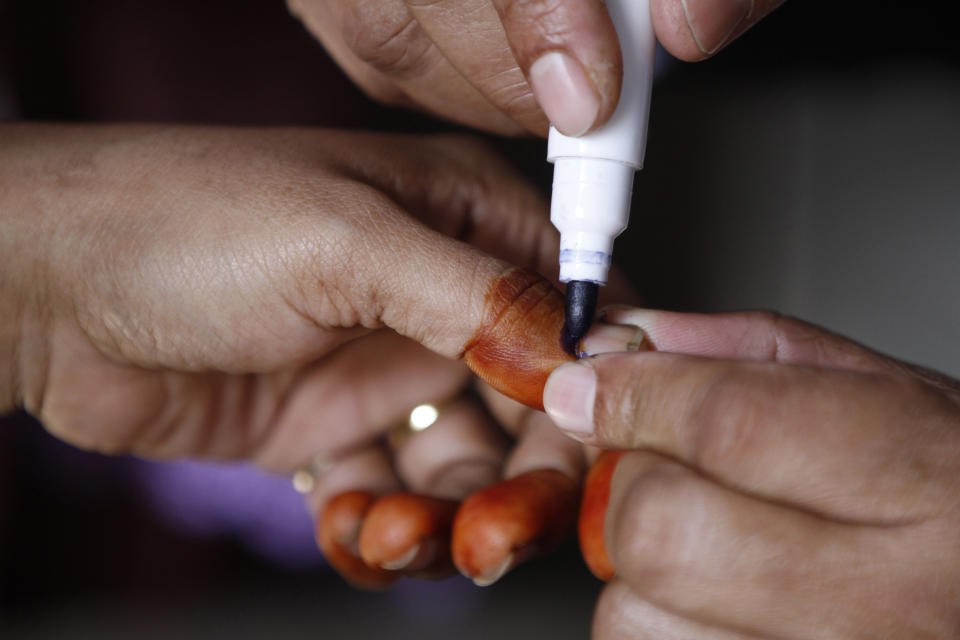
[134,459,323,570]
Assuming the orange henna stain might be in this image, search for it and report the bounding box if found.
[579,451,625,581]
[463,268,575,410]
[318,491,397,590]
[451,469,579,582]
[358,493,458,576]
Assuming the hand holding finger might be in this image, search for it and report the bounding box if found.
[558,309,960,637]
[546,309,960,521]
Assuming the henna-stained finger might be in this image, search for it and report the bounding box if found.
[307,446,403,589]
[319,490,397,590]
[355,395,508,578]
[463,269,575,410]
[578,450,624,581]
[358,493,459,577]
[452,467,579,586]
[450,389,585,585]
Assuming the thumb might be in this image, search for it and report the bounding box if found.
[323,192,573,410]
[377,240,574,411]
[493,0,623,137]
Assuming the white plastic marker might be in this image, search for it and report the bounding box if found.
[549,0,656,350]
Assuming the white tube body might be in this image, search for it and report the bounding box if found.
[548,0,656,284]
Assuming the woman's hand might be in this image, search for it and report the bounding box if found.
[288,0,785,137]
[545,308,960,638]
[2,124,575,469]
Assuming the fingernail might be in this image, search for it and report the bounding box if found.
[580,322,645,357]
[471,553,514,587]
[682,0,752,55]
[380,543,421,571]
[529,51,600,137]
[543,362,596,437]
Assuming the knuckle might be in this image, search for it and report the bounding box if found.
[610,467,703,591]
[341,1,434,78]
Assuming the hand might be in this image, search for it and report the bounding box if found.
[545,308,960,638]
[307,380,588,588]
[2,124,574,468]
[289,0,785,137]
[311,320,650,588]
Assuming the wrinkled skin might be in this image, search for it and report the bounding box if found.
[545,308,960,639]
[2,124,568,462]
[0,123,634,589]
[289,0,785,136]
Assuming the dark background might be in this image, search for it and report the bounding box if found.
[2,1,959,638]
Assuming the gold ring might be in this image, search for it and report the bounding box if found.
[291,456,334,495]
[387,400,451,450]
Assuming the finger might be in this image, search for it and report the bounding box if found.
[309,446,403,589]
[393,396,508,499]
[348,133,559,281]
[452,467,579,585]
[355,397,508,577]
[290,0,526,134]
[286,0,411,107]
[358,493,459,577]
[579,450,625,581]
[285,135,575,408]
[651,0,785,61]
[594,581,759,640]
[600,307,906,375]
[344,132,642,307]
[492,0,622,136]
[605,450,896,638]
[318,491,397,590]
[545,350,960,521]
[256,330,470,472]
[403,0,548,136]
[451,399,585,585]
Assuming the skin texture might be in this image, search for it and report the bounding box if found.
[288,0,785,136]
[316,318,650,589]
[1,124,565,463]
[315,269,583,587]
[542,308,960,639]
[463,268,575,410]
[2,123,631,592]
